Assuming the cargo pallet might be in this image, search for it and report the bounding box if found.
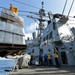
[0,43,27,57]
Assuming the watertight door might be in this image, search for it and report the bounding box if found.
[61,52,68,64]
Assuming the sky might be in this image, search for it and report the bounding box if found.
[0,0,75,40]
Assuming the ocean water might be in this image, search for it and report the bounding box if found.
[0,57,15,75]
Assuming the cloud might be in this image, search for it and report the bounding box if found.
[26,22,38,33]
[25,33,32,40]
[25,22,38,40]
[69,12,75,16]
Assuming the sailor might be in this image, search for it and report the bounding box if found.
[44,53,48,66]
[48,52,53,66]
[39,52,43,66]
[54,48,60,67]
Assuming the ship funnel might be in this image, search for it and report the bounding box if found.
[32,32,36,39]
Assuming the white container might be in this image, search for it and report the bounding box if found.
[5,22,24,35]
[5,23,13,32]
[19,35,24,44]
[2,8,15,17]
[13,24,18,34]
[12,24,24,35]
[0,21,5,31]
[18,27,24,35]
[23,36,25,44]
[4,32,13,43]
[13,34,20,44]
[0,31,4,43]
[13,34,25,44]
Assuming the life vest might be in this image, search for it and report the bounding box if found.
[48,54,51,59]
[54,53,58,58]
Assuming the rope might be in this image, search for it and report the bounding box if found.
[62,0,68,16]
[67,0,75,17]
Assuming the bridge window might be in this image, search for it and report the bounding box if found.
[49,31,52,39]
[46,35,48,40]
[43,37,45,41]
[53,22,56,30]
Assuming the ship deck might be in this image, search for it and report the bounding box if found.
[0,43,27,57]
[10,66,75,75]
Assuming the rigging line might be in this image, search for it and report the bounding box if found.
[0,6,37,13]
[0,5,47,18]
[0,6,74,19]
[67,0,75,17]
[18,14,28,17]
[19,11,40,17]
[0,6,6,9]
[19,14,39,23]
[11,0,49,12]
[18,14,39,18]
[12,0,40,10]
[62,0,68,16]
[18,10,40,16]
[0,6,36,13]
[19,10,38,13]
[18,10,48,15]
[19,14,40,19]
[18,10,33,13]
[19,14,75,21]
[32,18,39,25]
[0,6,39,15]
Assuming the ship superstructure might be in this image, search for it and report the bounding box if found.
[25,1,75,66]
[0,5,27,57]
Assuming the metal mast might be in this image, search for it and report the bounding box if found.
[26,2,46,45]
[37,2,45,38]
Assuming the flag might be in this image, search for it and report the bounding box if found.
[10,4,18,14]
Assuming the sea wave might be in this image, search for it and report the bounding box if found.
[0,58,15,75]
